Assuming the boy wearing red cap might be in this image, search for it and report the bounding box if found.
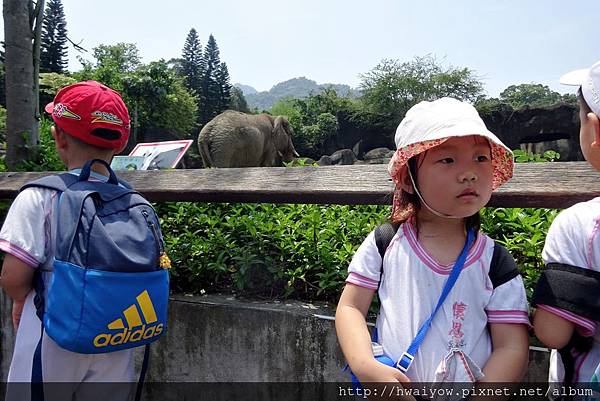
[0,81,134,399]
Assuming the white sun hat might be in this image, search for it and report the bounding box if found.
[387,97,514,191]
[560,59,600,117]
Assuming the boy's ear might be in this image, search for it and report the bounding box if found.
[398,166,415,194]
[589,113,600,148]
[51,126,68,150]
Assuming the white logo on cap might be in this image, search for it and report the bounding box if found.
[91,111,123,126]
[54,103,81,120]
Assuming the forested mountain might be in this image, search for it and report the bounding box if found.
[235,77,359,110]
[234,84,258,96]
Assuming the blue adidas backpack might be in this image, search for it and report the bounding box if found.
[21,159,170,354]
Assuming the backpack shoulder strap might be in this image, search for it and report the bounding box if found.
[489,241,520,288]
[20,173,79,193]
[374,222,400,284]
[375,222,400,261]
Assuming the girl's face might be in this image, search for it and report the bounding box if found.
[415,135,494,218]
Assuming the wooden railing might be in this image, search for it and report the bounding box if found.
[0,161,599,208]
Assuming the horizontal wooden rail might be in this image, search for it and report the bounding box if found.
[0,162,598,208]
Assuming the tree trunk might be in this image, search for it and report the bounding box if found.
[32,0,45,121]
[3,0,39,170]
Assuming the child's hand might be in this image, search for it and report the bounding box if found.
[12,299,25,331]
[356,360,415,401]
[355,358,412,383]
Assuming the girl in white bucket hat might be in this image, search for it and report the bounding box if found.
[336,98,530,388]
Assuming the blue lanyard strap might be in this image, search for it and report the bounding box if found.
[395,229,475,373]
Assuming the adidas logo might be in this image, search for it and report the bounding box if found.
[93,290,164,348]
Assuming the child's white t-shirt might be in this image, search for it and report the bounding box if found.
[346,221,530,382]
[540,197,600,384]
[0,181,134,399]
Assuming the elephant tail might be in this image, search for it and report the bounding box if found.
[198,134,215,168]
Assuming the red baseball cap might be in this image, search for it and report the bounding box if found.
[45,80,130,150]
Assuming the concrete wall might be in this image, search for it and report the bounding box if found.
[1,292,549,399]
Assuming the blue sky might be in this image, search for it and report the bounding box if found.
[3,0,600,96]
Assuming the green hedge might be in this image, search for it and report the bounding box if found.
[157,202,557,303]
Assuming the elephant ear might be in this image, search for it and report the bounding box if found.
[272,116,291,150]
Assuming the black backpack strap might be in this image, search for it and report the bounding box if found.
[532,263,600,319]
[558,333,594,387]
[31,319,45,401]
[489,242,520,289]
[135,344,151,401]
[374,222,400,284]
[532,264,600,389]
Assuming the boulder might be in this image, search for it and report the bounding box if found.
[317,149,357,166]
[364,147,394,160]
[317,155,332,166]
[329,149,357,165]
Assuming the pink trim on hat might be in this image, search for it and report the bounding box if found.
[387,136,514,215]
[387,137,513,190]
[387,138,446,187]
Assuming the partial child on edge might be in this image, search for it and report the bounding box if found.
[532,60,600,392]
[0,81,140,401]
[335,98,530,388]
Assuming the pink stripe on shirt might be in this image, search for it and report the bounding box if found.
[0,239,39,268]
[536,304,597,337]
[588,217,600,268]
[486,309,531,326]
[403,222,485,274]
[346,272,379,290]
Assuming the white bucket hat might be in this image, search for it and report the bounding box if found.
[560,59,600,117]
[387,97,514,191]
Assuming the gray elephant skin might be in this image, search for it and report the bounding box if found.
[198,110,299,168]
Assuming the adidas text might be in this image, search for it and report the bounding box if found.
[93,324,164,347]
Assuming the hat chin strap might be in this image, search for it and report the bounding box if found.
[407,168,463,220]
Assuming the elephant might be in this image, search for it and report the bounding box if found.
[198,110,299,168]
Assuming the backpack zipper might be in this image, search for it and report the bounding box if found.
[141,209,170,268]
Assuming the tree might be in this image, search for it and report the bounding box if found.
[499,83,576,109]
[180,28,203,94]
[93,42,140,73]
[0,42,6,107]
[3,0,45,170]
[73,45,198,145]
[198,34,223,124]
[38,71,76,108]
[229,87,249,113]
[74,43,141,90]
[121,60,197,143]
[214,62,232,112]
[40,0,67,73]
[359,55,484,130]
[270,89,357,158]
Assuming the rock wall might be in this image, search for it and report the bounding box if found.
[319,103,582,164]
[482,103,581,161]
